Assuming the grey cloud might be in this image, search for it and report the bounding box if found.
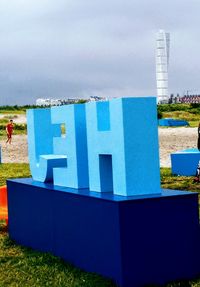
[0,0,200,105]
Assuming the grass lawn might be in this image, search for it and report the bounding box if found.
[161,168,200,193]
[0,164,31,186]
[0,112,27,138]
[0,164,200,286]
[0,225,114,287]
[0,110,26,115]
[161,111,200,127]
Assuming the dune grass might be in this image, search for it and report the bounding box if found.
[162,111,200,127]
[0,110,26,114]
[0,164,200,286]
[0,225,114,287]
[157,103,200,127]
[0,115,27,138]
[161,167,200,193]
[0,164,31,186]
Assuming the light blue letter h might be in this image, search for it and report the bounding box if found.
[86,97,161,196]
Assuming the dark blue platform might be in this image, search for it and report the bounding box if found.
[7,178,200,287]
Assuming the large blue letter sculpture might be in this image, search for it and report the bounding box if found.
[27,108,66,182]
[27,104,89,188]
[8,96,200,287]
[27,97,161,196]
[86,98,160,196]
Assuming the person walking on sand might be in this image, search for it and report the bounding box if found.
[198,122,200,151]
[6,119,14,144]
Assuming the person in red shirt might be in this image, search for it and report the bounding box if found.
[6,119,14,144]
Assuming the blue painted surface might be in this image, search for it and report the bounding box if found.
[27,105,89,189]
[27,97,160,196]
[7,178,200,287]
[7,177,196,201]
[51,104,89,188]
[27,109,66,182]
[171,148,200,176]
[159,118,189,126]
[86,98,161,196]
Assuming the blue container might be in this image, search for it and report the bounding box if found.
[171,148,200,176]
[159,118,189,127]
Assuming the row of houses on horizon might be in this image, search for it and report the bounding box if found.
[36,94,200,107]
[36,95,108,106]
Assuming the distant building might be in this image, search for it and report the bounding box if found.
[156,30,170,104]
[36,98,80,106]
[88,96,107,102]
[36,98,51,106]
[36,96,107,106]
[169,94,181,104]
[180,95,200,104]
[36,98,62,106]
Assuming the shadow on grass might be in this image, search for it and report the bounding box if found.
[0,223,115,287]
[1,225,199,287]
[0,221,8,234]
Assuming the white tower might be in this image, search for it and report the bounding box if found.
[156,30,170,103]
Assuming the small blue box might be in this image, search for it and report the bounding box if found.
[159,118,189,126]
[7,178,200,287]
[171,148,200,176]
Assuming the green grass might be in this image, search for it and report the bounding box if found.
[0,164,31,186]
[0,125,27,136]
[157,103,200,127]
[0,110,26,114]
[161,167,200,193]
[162,111,200,127]
[0,164,200,286]
[0,115,27,137]
[0,105,35,113]
[0,227,114,287]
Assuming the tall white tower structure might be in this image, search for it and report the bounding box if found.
[156,30,170,103]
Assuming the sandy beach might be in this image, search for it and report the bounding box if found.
[0,126,198,167]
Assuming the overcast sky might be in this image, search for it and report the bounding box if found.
[0,0,200,105]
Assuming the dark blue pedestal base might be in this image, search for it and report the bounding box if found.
[7,178,200,287]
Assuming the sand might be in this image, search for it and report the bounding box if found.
[0,135,28,163]
[0,114,26,124]
[0,127,198,167]
[158,127,197,167]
